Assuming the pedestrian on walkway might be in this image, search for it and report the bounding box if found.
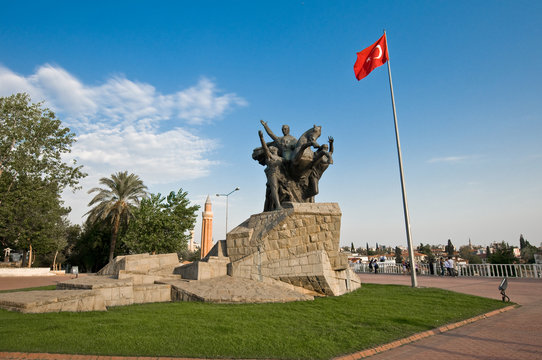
[445,257,455,276]
[439,257,445,276]
[373,259,379,274]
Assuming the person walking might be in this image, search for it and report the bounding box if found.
[373,258,379,274]
[439,257,445,276]
[445,257,455,276]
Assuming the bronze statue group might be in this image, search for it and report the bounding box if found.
[253,120,334,212]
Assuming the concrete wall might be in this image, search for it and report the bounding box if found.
[0,268,53,277]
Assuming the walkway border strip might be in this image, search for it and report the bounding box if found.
[333,304,517,360]
[0,305,517,360]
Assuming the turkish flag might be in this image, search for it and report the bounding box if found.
[354,34,389,80]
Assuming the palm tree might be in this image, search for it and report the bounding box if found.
[86,171,148,262]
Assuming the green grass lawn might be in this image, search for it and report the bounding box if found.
[0,284,508,359]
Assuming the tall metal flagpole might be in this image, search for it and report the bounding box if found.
[384,30,418,288]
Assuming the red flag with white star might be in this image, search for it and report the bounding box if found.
[354,34,389,80]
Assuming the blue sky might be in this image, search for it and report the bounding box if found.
[1,1,541,249]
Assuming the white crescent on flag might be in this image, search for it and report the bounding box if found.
[374,45,382,59]
[366,45,382,63]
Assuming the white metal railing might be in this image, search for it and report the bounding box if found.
[352,262,542,279]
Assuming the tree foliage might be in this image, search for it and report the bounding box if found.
[445,239,455,257]
[0,93,85,197]
[0,176,68,253]
[487,241,517,264]
[179,248,201,262]
[417,243,436,263]
[394,246,403,264]
[86,171,148,262]
[122,189,199,255]
[519,234,538,264]
[0,93,85,263]
[458,245,482,264]
[68,220,113,273]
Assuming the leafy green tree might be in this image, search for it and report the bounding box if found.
[0,93,85,263]
[519,234,526,250]
[179,248,201,262]
[0,93,85,203]
[0,175,70,266]
[122,189,199,254]
[519,234,538,264]
[68,220,112,272]
[459,245,482,264]
[86,171,148,262]
[365,242,375,255]
[445,239,455,257]
[418,243,435,263]
[487,242,517,264]
[394,246,403,264]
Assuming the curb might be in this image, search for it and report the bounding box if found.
[333,304,517,360]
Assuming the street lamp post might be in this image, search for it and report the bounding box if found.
[216,187,240,237]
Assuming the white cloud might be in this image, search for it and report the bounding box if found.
[1,64,247,128]
[74,125,217,183]
[0,63,246,182]
[427,155,475,164]
[0,64,247,222]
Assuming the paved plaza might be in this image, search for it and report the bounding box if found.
[1,273,541,359]
[353,274,542,360]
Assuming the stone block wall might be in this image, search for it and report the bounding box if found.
[94,285,134,307]
[227,203,344,268]
[33,292,106,313]
[133,284,171,304]
[174,257,229,280]
[226,203,360,296]
[97,253,180,277]
[229,249,357,296]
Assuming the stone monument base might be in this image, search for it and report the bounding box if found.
[177,202,361,296]
[0,203,361,313]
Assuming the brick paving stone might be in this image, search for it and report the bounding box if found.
[356,274,542,360]
[0,275,86,291]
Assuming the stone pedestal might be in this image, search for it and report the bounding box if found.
[226,202,359,296]
[176,202,360,296]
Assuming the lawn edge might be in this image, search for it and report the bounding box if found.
[332,304,518,360]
